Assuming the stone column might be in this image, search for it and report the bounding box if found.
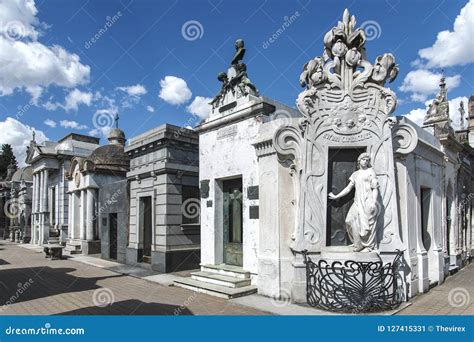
[43,169,49,212]
[86,189,95,241]
[36,173,40,212]
[68,192,73,240]
[80,190,86,240]
[55,184,60,227]
[31,173,37,244]
[39,171,44,212]
[38,171,44,244]
[31,173,36,214]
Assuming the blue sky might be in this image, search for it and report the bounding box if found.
[0,0,473,164]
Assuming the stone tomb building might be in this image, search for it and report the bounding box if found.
[177,10,473,304]
[65,128,129,256]
[125,124,200,272]
[26,133,100,246]
[0,165,33,243]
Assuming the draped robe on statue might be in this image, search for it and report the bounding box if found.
[345,168,380,251]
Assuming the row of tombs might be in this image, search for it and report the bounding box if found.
[0,9,473,309]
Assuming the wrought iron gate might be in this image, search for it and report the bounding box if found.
[302,250,404,313]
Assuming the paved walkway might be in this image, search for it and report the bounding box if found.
[396,262,473,315]
[0,241,267,315]
[0,241,472,315]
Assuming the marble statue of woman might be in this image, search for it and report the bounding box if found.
[328,153,380,252]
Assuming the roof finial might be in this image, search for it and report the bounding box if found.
[32,129,36,142]
[459,101,466,130]
[114,113,119,128]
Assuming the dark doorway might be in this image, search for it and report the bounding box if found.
[326,147,366,246]
[139,196,152,263]
[109,213,118,260]
[223,178,243,266]
[420,188,432,251]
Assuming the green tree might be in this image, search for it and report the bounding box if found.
[0,144,18,180]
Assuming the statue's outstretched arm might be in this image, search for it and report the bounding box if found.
[328,181,354,200]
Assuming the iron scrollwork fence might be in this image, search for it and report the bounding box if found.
[302,250,405,313]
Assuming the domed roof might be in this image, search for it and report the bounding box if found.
[108,128,125,140]
[11,166,33,182]
[88,144,129,172]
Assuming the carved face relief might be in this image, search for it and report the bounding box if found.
[331,96,367,133]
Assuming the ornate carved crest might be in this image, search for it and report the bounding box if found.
[274,9,403,253]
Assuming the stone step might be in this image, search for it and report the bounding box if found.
[449,265,459,274]
[63,248,82,255]
[173,278,257,299]
[65,243,82,250]
[191,271,251,288]
[200,264,250,279]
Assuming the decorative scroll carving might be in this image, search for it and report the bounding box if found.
[392,119,418,155]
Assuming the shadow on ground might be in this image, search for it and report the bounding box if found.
[56,299,193,315]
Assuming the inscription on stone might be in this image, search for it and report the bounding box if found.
[217,125,237,140]
[219,101,237,113]
[322,132,372,143]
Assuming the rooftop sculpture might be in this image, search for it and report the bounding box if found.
[210,39,259,110]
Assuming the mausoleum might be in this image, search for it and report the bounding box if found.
[125,124,200,272]
[176,9,473,310]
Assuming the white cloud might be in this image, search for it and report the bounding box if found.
[401,96,469,130]
[403,107,427,127]
[0,117,47,166]
[43,118,56,128]
[59,120,87,130]
[399,69,460,102]
[158,76,192,105]
[186,96,212,119]
[64,89,92,111]
[0,1,90,98]
[0,0,40,41]
[418,0,474,68]
[146,105,155,113]
[117,84,147,97]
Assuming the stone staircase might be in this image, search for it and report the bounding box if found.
[64,241,82,255]
[174,264,257,299]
